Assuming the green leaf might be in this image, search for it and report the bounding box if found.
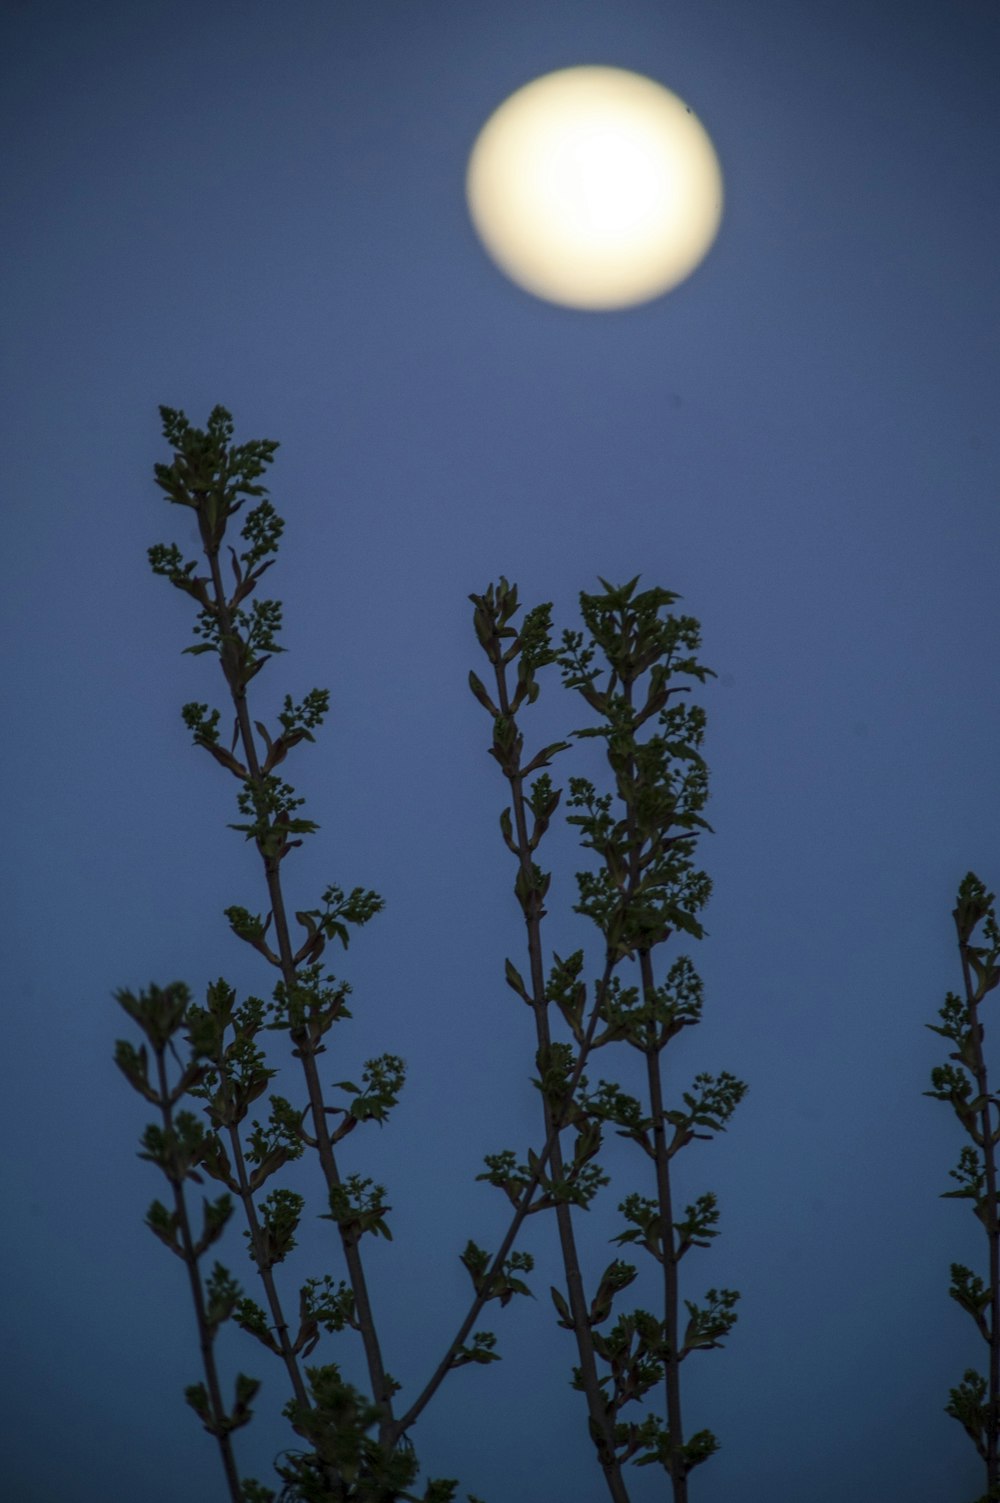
[235,1296,282,1355]
[504,958,532,1006]
[549,1284,574,1330]
[498,807,518,855]
[468,670,499,716]
[450,1330,500,1369]
[521,740,571,777]
[145,1198,182,1257]
[193,1194,234,1258]
[114,1040,161,1104]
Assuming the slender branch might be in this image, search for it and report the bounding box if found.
[125,416,741,1502]
[929,876,1000,1502]
[223,1104,311,1412]
[154,1041,244,1502]
[550,578,740,1499]
[959,935,1000,1491]
[388,950,619,1445]
[202,533,397,1447]
[640,956,686,1500]
[489,615,630,1503]
[623,660,686,1500]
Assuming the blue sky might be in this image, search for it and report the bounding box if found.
[3,2,1000,1500]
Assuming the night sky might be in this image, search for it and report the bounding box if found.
[3,3,1000,1501]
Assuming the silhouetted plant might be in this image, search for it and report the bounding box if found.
[120,406,727,1501]
[468,575,745,1502]
[112,406,752,1503]
[115,406,531,1501]
[926,874,1000,1503]
[115,405,996,1503]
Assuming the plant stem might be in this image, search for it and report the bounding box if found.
[641,955,686,1502]
[928,875,1000,1503]
[624,657,686,1501]
[388,952,619,1448]
[203,533,396,1448]
[959,912,1000,1492]
[225,1116,311,1412]
[554,581,732,1500]
[492,653,630,1503]
[154,1045,244,1502]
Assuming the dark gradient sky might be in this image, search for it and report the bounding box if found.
[3,3,1000,1501]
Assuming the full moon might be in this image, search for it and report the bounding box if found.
[465,66,723,310]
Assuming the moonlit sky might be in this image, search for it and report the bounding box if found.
[3,3,1000,1501]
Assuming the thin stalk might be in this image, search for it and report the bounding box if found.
[154,1045,243,1503]
[388,951,619,1446]
[224,1115,311,1413]
[492,658,630,1503]
[640,955,686,1502]
[959,918,1000,1492]
[555,583,735,1502]
[203,530,396,1448]
[927,876,1000,1503]
[623,661,686,1502]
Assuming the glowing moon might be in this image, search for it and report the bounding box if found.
[466,66,723,310]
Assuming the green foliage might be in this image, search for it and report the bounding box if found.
[245,1097,307,1172]
[661,1072,748,1159]
[186,1371,261,1439]
[459,1240,535,1307]
[595,955,705,1053]
[138,1110,208,1184]
[266,962,354,1044]
[328,1055,406,1142]
[679,1287,741,1357]
[114,978,192,1051]
[112,401,1000,1503]
[240,1480,278,1503]
[449,1332,501,1370]
[465,571,743,1503]
[245,1188,305,1269]
[279,1364,418,1501]
[555,580,715,972]
[127,406,1000,1503]
[611,1194,666,1264]
[320,1175,392,1244]
[571,1307,667,1409]
[205,1261,245,1335]
[129,407,537,1501]
[184,980,280,1131]
[296,1276,360,1347]
[475,1149,533,1207]
[227,774,318,860]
